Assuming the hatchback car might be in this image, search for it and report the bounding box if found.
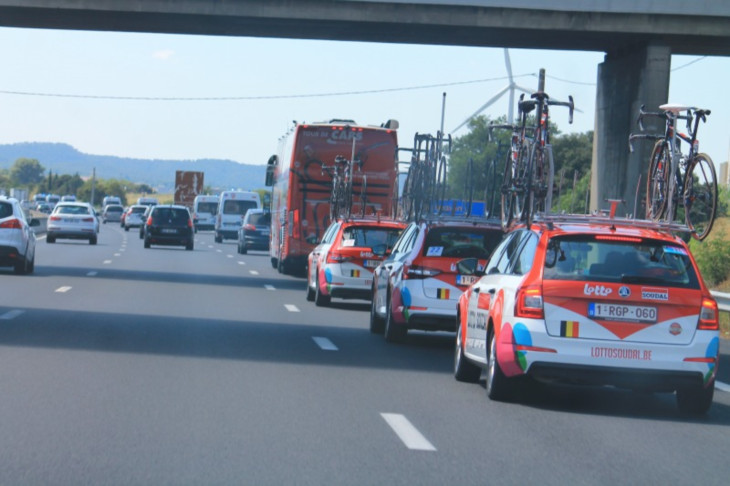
[370,219,503,342]
[0,196,39,274]
[454,217,720,415]
[307,218,407,306]
[143,205,194,250]
[123,205,148,231]
[47,202,99,245]
[237,209,271,254]
[102,204,124,223]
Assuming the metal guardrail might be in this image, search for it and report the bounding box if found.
[711,291,730,313]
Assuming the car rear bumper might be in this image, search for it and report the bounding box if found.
[47,229,96,239]
[0,244,25,266]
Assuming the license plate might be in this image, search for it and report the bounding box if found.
[456,274,478,286]
[588,303,657,323]
[364,260,380,268]
[161,228,177,234]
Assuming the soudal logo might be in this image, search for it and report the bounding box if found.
[584,284,612,296]
[641,288,669,301]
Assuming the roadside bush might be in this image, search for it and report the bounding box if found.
[690,229,730,287]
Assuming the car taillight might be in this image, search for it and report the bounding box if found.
[327,252,351,263]
[243,224,256,231]
[49,216,61,222]
[0,218,22,229]
[187,219,193,228]
[146,217,153,226]
[82,217,94,222]
[515,284,544,319]
[404,265,441,279]
[698,298,719,330]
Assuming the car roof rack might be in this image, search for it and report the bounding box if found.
[535,200,695,235]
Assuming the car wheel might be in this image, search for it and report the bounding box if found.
[277,257,287,275]
[215,234,222,243]
[486,330,513,401]
[306,270,316,302]
[271,258,278,269]
[384,295,407,343]
[314,275,330,307]
[454,318,481,382]
[241,246,247,255]
[369,292,385,334]
[124,226,129,232]
[90,236,97,245]
[28,254,35,274]
[186,241,194,251]
[144,238,151,249]
[676,381,715,415]
[13,256,28,275]
[47,236,55,243]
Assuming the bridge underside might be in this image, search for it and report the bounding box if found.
[0,1,727,212]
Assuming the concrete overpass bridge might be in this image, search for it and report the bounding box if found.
[1,0,728,212]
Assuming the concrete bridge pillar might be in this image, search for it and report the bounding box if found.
[591,43,671,216]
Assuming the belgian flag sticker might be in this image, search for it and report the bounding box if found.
[437,289,450,299]
[560,320,580,338]
[350,270,360,278]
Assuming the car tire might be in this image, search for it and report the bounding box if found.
[454,319,481,382]
[676,381,715,415]
[271,258,278,269]
[27,254,35,274]
[215,234,222,243]
[384,295,407,343]
[369,293,385,334]
[90,236,97,245]
[186,241,194,251]
[277,257,288,275]
[240,245,247,255]
[47,236,55,244]
[486,330,513,401]
[13,256,28,275]
[306,270,316,302]
[314,274,330,307]
[144,238,151,249]
[124,226,129,232]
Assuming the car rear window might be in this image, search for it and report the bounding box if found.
[422,227,502,259]
[340,226,403,249]
[152,208,190,224]
[223,200,258,215]
[56,205,91,215]
[248,212,271,226]
[131,207,147,214]
[542,235,700,289]
[106,206,123,213]
[0,202,12,219]
[197,202,218,214]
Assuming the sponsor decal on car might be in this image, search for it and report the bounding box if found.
[560,320,580,338]
[590,346,652,361]
[584,284,612,296]
[618,286,631,298]
[669,322,682,336]
[437,288,450,300]
[641,287,669,301]
[350,269,361,278]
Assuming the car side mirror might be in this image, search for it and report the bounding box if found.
[371,243,387,257]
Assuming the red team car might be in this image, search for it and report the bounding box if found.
[454,216,719,414]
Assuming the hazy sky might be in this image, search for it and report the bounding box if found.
[0,27,727,175]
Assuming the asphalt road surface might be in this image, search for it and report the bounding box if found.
[1,225,729,485]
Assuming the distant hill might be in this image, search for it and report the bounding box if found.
[0,142,266,193]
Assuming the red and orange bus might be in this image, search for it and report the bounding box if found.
[265,119,399,275]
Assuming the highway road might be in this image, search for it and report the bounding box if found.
[1,224,729,485]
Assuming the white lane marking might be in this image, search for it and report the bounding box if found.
[238,261,246,265]
[208,245,214,249]
[716,381,730,393]
[216,249,222,253]
[103,260,112,264]
[249,270,259,275]
[284,304,300,313]
[264,284,276,291]
[55,286,72,293]
[114,253,121,257]
[381,413,436,451]
[0,310,24,320]
[227,254,233,258]
[312,337,338,351]
[87,271,98,277]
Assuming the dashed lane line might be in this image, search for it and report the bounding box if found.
[312,337,338,351]
[238,261,246,265]
[0,310,24,320]
[284,304,300,313]
[264,285,275,291]
[380,413,437,452]
[249,270,259,276]
[55,286,72,293]
[103,260,112,264]
[87,271,98,277]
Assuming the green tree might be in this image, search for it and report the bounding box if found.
[9,158,45,186]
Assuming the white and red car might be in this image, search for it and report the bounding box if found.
[454,218,719,414]
[307,218,407,306]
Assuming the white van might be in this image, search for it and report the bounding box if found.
[214,191,261,243]
[192,195,219,232]
[102,196,122,207]
[136,196,159,207]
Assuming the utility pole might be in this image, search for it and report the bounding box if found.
[90,168,96,207]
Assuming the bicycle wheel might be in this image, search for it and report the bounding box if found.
[500,154,517,230]
[329,178,340,222]
[645,141,670,222]
[359,174,368,218]
[484,158,498,218]
[525,142,550,229]
[683,153,717,240]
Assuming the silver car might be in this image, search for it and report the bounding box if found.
[124,205,148,231]
[47,202,99,245]
[0,196,39,274]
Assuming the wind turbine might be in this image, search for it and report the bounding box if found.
[451,48,533,133]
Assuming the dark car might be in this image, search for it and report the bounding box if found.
[143,205,194,250]
[237,209,270,254]
[139,205,154,239]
